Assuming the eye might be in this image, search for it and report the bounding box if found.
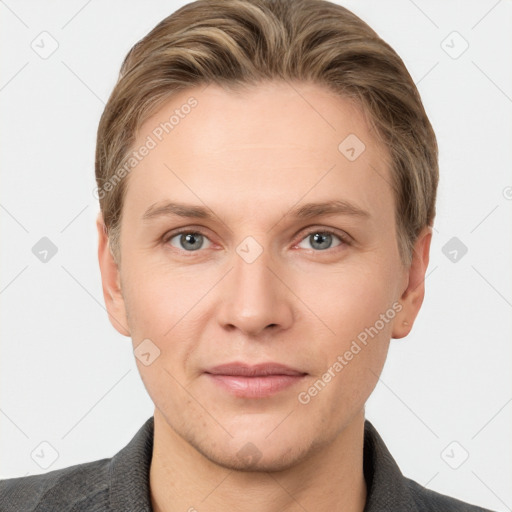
[296,230,346,251]
[167,231,212,251]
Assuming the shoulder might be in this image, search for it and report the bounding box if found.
[363,419,496,512]
[405,477,495,512]
[0,457,111,512]
[0,417,155,512]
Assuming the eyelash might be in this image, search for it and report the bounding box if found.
[162,227,352,254]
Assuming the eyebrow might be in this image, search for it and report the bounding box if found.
[141,199,370,222]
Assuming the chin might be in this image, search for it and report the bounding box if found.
[204,444,309,473]
[189,428,322,474]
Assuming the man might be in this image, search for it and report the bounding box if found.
[0,0,497,510]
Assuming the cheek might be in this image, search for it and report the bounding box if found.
[293,259,398,343]
[121,263,214,384]
[302,295,392,428]
[121,258,201,336]
[291,259,396,407]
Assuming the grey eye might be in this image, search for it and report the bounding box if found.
[169,232,211,251]
[297,232,342,251]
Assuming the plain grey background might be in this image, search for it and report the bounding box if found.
[1,1,511,511]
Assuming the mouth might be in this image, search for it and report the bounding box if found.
[204,362,307,398]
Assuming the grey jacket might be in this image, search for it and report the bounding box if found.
[0,417,495,511]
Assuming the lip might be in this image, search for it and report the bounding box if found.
[205,362,307,398]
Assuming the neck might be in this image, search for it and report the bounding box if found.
[149,408,367,512]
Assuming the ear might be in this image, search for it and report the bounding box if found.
[392,226,432,339]
[96,212,130,337]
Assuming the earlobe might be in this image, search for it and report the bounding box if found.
[96,213,131,337]
[391,227,432,340]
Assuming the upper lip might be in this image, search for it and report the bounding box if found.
[205,362,306,377]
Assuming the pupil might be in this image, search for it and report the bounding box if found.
[312,232,331,250]
[182,233,202,250]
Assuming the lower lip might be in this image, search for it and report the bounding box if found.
[205,374,306,398]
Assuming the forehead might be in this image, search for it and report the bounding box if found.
[124,81,394,225]
[138,81,377,160]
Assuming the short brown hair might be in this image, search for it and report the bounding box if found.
[95,0,438,267]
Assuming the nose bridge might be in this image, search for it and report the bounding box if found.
[217,240,293,335]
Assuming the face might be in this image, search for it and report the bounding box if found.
[98,81,430,471]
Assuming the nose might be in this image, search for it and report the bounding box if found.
[216,245,294,337]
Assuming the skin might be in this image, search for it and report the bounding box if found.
[97,81,431,512]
